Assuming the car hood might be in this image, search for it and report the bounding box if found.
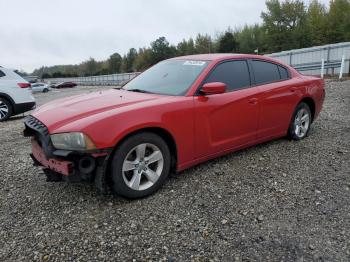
[32,89,164,132]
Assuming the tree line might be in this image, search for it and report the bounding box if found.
[33,0,350,78]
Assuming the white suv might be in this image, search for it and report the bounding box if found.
[0,67,36,121]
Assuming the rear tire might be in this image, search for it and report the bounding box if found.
[288,102,312,140]
[0,98,13,122]
[110,132,171,199]
[43,88,49,93]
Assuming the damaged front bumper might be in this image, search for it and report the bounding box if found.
[30,138,74,176]
[24,115,112,192]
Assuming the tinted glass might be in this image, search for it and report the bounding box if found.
[252,60,281,85]
[0,70,5,77]
[278,65,289,80]
[204,60,250,92]
[124,60,209,96]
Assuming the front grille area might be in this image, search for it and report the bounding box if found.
[24,115,54,158]
[24,115,49,137]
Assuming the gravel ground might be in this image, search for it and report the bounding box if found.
[0,81,349,261]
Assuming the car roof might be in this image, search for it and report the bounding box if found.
[0,67,28,81]
[170,53,284,64]
[0,67,16,73]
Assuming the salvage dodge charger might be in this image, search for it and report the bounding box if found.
[24,54,325,198]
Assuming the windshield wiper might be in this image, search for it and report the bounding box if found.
[127,88,152,94]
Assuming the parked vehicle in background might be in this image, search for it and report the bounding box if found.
[0,67,36,121]
[52,82,77,88]
[24,54,325,198]
[30,83,50,93]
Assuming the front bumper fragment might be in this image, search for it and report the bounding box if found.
[31,139,74,176]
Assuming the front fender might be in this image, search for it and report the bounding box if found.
[55,97,196,169]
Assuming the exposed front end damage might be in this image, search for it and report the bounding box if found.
[23,115,111,193]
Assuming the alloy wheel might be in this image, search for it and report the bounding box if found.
[0,100,9,120]
[294,108,310,138]
[122,143,164,191]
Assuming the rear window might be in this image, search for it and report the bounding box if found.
[0,70,5,78]
[252,60,281,85]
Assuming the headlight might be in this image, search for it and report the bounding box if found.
[51,132,96,151]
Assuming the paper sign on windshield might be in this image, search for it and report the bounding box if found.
[183,61,206,66]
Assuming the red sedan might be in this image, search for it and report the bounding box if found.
[24,54,325,198]
[53,81,77,88]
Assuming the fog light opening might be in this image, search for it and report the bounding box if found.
[78,157,96,174]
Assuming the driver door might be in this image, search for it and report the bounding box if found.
[194,60,260,158]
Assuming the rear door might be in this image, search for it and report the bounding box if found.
[250,59,299,139]
[194,59,260,158]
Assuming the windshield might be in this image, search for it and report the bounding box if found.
[123,60,209,96]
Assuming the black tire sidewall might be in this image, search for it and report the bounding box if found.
[110,132,171,199]
[0,98,13,122]
[288,102,311,141]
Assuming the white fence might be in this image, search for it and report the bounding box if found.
[44,72,139,86]
[267,42,350,78]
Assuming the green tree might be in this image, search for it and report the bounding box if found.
[122,48,138,73]
[326,0,350,42]
[108,53,122,73]
[194,34,213,54]
[133,48,153,71]
[236,24,266,54]
[307,0,328,46]
[41,73,51,78]
[52,71,64,78]
[217,31,237,53]
[81,58,98,76]
[261,0,310,52]
[149,37,176,64]
[177,38,195,56]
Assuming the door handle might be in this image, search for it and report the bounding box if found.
[290,87,297,92]
[248,98,258,105]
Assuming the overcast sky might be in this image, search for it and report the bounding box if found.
[0,0,329,73]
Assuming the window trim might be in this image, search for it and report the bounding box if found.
[195,59,252,96]
[277,65,290,80]
[249,59,291,87]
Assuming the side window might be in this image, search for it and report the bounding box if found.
[0,70,5,78]
[278,65,289,80]
[252,60,281,85]
[204,60,250,92]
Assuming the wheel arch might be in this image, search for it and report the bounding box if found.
[107,126,178,174]
[0,92,15,109]
[299,97,316,122]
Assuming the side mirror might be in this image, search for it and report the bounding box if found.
[201,82,227,95]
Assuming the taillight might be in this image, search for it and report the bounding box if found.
[18,83,31,88]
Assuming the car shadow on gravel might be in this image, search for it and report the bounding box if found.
[6,115,27,122]
[171,136,290,180]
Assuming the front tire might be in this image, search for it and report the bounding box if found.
[0,98,13,122]
[288,102,312,140]
[110,132,171,199]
